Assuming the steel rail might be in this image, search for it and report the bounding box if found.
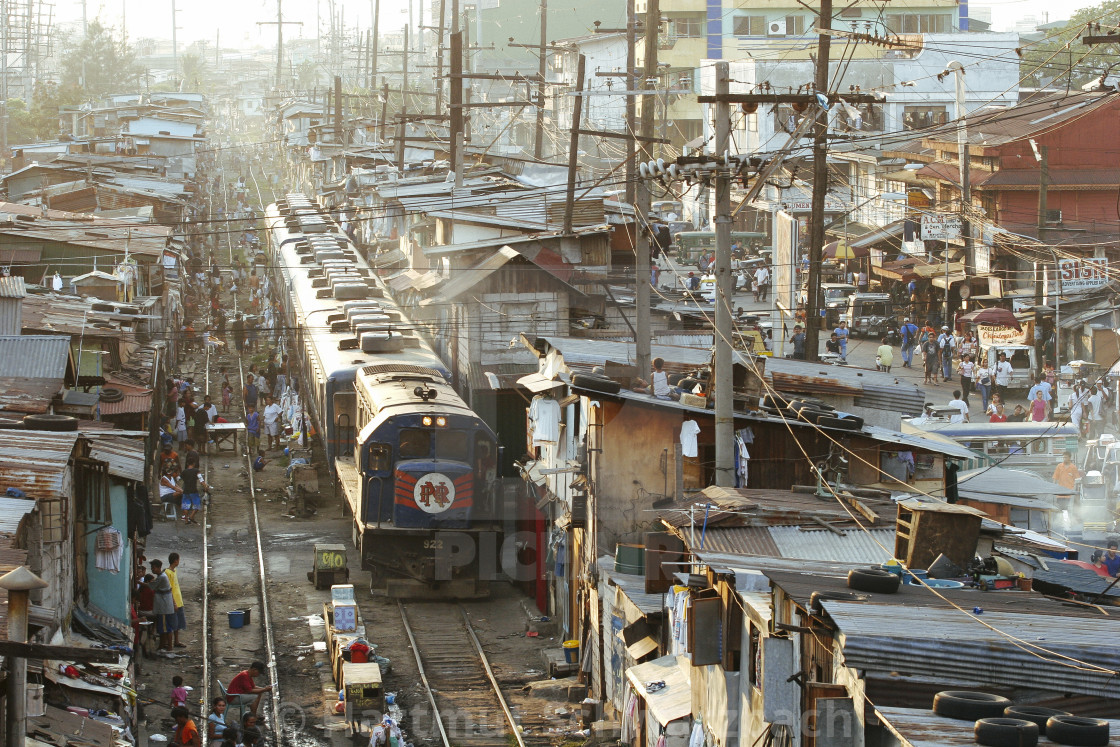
[459,605,527,747]
[397,601,454,747]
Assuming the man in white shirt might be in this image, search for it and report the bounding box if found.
[753,265,770,302]
[262,396,283,451]
[1088,385,1105,439]
[947,390,970,423]
[993,353,1014,398]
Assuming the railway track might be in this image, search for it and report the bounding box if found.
[399,601,524,747]
[199,122,287,746]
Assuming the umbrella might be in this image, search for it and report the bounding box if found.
[957,307,1022,331]
[821,240,869,260]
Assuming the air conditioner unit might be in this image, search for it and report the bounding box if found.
[1045,209,1062,224]
[768,19,787,35]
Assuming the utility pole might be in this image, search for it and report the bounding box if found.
[171,0,178,77]
[803,0,832,362]
[634,0,658,381]
[625,0,637,205]
[948,60,973,312]
[534,0,547,159]
[380,81,390,141]
[257,0,303,89]
[371,0,380,88]
[713,61,733,487]
[334,75,344,146]
[563,55,587,234]
[1035,144,1049,310]
[435,0,446,112]
[402,24,410,111]
[450,30,464,187]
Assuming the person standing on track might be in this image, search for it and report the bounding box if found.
[263,396,282,451]
[166,552,188,648]
[147,559,175,653]
[245,403,261,456]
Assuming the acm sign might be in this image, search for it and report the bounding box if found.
[1058,258,1108,292]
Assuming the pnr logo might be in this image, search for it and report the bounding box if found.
[414,472,454,513]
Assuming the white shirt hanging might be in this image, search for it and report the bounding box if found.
[680,420,700,458]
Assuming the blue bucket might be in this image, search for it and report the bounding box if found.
[903,569,929,585]
[228,610,245,629]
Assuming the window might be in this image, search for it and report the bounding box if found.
[366,443,392,472]
[837,103,883,132]
[76,459,110,523]
[435,430,470,461]
[785,15,809,35]
[775,104,811,136]
[885,13,951,33]
[733,15,766,35]
[903,105,948,130]
[672,17,703,37]
[399,429,432,459]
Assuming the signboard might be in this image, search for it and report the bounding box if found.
[920,214,962,241]
[1058,258,1109,292]
[976,323,1030,347]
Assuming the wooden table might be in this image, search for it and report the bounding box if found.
[206,422,246,453]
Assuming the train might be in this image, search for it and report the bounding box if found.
[265,194,503,598]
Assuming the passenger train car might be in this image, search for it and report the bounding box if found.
[266,195,500,598]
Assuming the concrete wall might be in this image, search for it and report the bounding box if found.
[84,482,131,623]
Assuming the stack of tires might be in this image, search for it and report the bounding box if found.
[932,691,1110,746]
[758,395,865,430]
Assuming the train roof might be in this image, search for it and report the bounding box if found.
[266,194,449,384]
[355,363,489,441]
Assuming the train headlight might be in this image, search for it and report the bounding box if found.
[422,416,433,426]
[436,417,447,427]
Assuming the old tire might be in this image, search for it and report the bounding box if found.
[819,416,861,430]
[975,718,1039,747]
[1044,716,1109,746]
[22,414,79,432]
[99,387,125,403]
[933,691,1013,721]
[847,568,901,594]
[808,590,869,612]
[1004,706,1070,735]
[571,374,621,394]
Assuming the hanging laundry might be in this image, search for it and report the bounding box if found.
[529,396,561,444]
[95,527,123,574]
[680,420,700,458]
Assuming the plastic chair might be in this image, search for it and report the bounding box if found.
[217,680,248,722]
[162,501,178,521]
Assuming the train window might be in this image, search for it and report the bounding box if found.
[435,430,469,461]
[399,429,432,459]
[368,443,392,472]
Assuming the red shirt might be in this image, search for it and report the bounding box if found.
[228,670,255,694]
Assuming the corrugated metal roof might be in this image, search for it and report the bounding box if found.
[421,247,519,306]
[693,526,781,557]
[826,599,1120,698]
[862,424,978,459]
[625,656,691,726]
[0,335,71,378]
[0,431,78,500]
[598,555,663,615]
[0,201,171,256]
[957,466,1069,496]
[768,526,896,564]
[98,391,153,415]
[0,376,61,414]
[0,496,37,533]
[0,276,26,298]
[87,435,145,482]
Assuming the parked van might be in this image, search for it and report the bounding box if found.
[978,343,1037,391]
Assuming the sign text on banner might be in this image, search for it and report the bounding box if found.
[920,214,962,241]
[1057,258,1109,293]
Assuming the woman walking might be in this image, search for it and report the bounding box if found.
[958,354,975,406]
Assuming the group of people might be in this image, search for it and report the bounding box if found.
[165,661,273,747]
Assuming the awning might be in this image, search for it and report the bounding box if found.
[516,372,565,392]
[370,247,406,268]
[625,655,692,726]
[931,272,968,289]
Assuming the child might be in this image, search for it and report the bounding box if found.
[171,675,188,708]
[221,378,232,412]
[252,450,268,472]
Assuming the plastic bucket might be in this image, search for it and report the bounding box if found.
[228,610,245,629]
[903,569,929,585]
[237,607,252,625]
[563,640,580,664]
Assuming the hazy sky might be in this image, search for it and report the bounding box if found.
[61,0,1099,46]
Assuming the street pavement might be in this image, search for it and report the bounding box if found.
[653,253,1000,416]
